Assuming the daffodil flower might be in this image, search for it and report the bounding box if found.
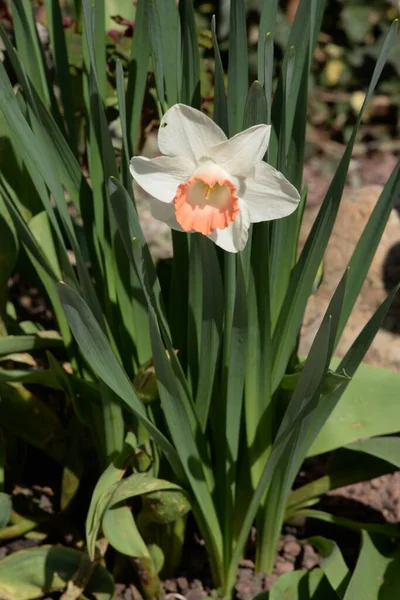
[130,104,300,252]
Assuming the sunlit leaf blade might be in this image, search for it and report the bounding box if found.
[211,15,228,136]
[257,271,347,572]
[257,0,278,87]
[267,568,337,600]
[298,510,400,538]
[86,434,137,559]
[309,286,400,455]
[309,537,350,599]
[127,0,150,155]
[336,158,400,345]
[57,282,183,480]
[0,546,114,600]
[287,447,397,515]
[227,0,248,135]
[12,0,50,106]
[103,504,149,558]
[179,0,200,107]
[228,273,345,587]
[272,20,399,391]
[344,532,400,599]
[44,0,77,151]
[346,437,400,469]
[195,237,223,430]
[0,197,18,334]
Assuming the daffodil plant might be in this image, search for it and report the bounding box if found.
[0,0,400,599]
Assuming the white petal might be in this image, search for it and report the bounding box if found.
[208,200,250,253]
[130,155,193,203]
[242,162,300,222]
[208,124,271,176]
[149,198,183,231]
[158,104,227,163]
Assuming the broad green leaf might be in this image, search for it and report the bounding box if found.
[296,509,400,538]
[57,283,183,482]
[0,383,66,463]
[267,567,336,600]
[345,436,400,469]
[0,335,62,356]
[86,434,137,559]
[103,504,149,558]
[0,493,12,528]
[309,537,350,598]
[344,532,400,600]
[287,447,397,515]
[309,363,400,456]
[29,211,61,281]
[141,489,191,523]
[0,545,115,600]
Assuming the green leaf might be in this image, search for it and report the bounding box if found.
[57,283,183,480]
[12,0,50,106]
[267,567,337,600]
[344,532,400,600]
[126,0,150,156]
[257,271,347,572]
[103,504,149,558]
[287,447,398,515]
[227,0,248,135]
[0,196,18,334]
[0,383,66,463]
[345,437,400,470]
[336,158,400,346]
[194,237,223,430]
[229,274,346,587]
[0,493,12,528]
[44,0,77,151]
[0,545,115,600]
[211,15,228,136]
[0,335,63,356]
[309,537,350,598]
[309,362,400,456]
[86,434,137,559]
[296,509,400,538]
[179,0,200,107]
[271,20,399,390]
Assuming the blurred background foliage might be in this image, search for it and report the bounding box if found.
[2,0,399,156]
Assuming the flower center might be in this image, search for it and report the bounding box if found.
[173,174,239,235]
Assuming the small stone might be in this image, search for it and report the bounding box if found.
[275,558,294,575]
[164,579,177,593]
[283,540,302,558]
[239,559,255,569]
[176,577,189,593]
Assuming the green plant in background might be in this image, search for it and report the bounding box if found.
[0,1,400,599]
